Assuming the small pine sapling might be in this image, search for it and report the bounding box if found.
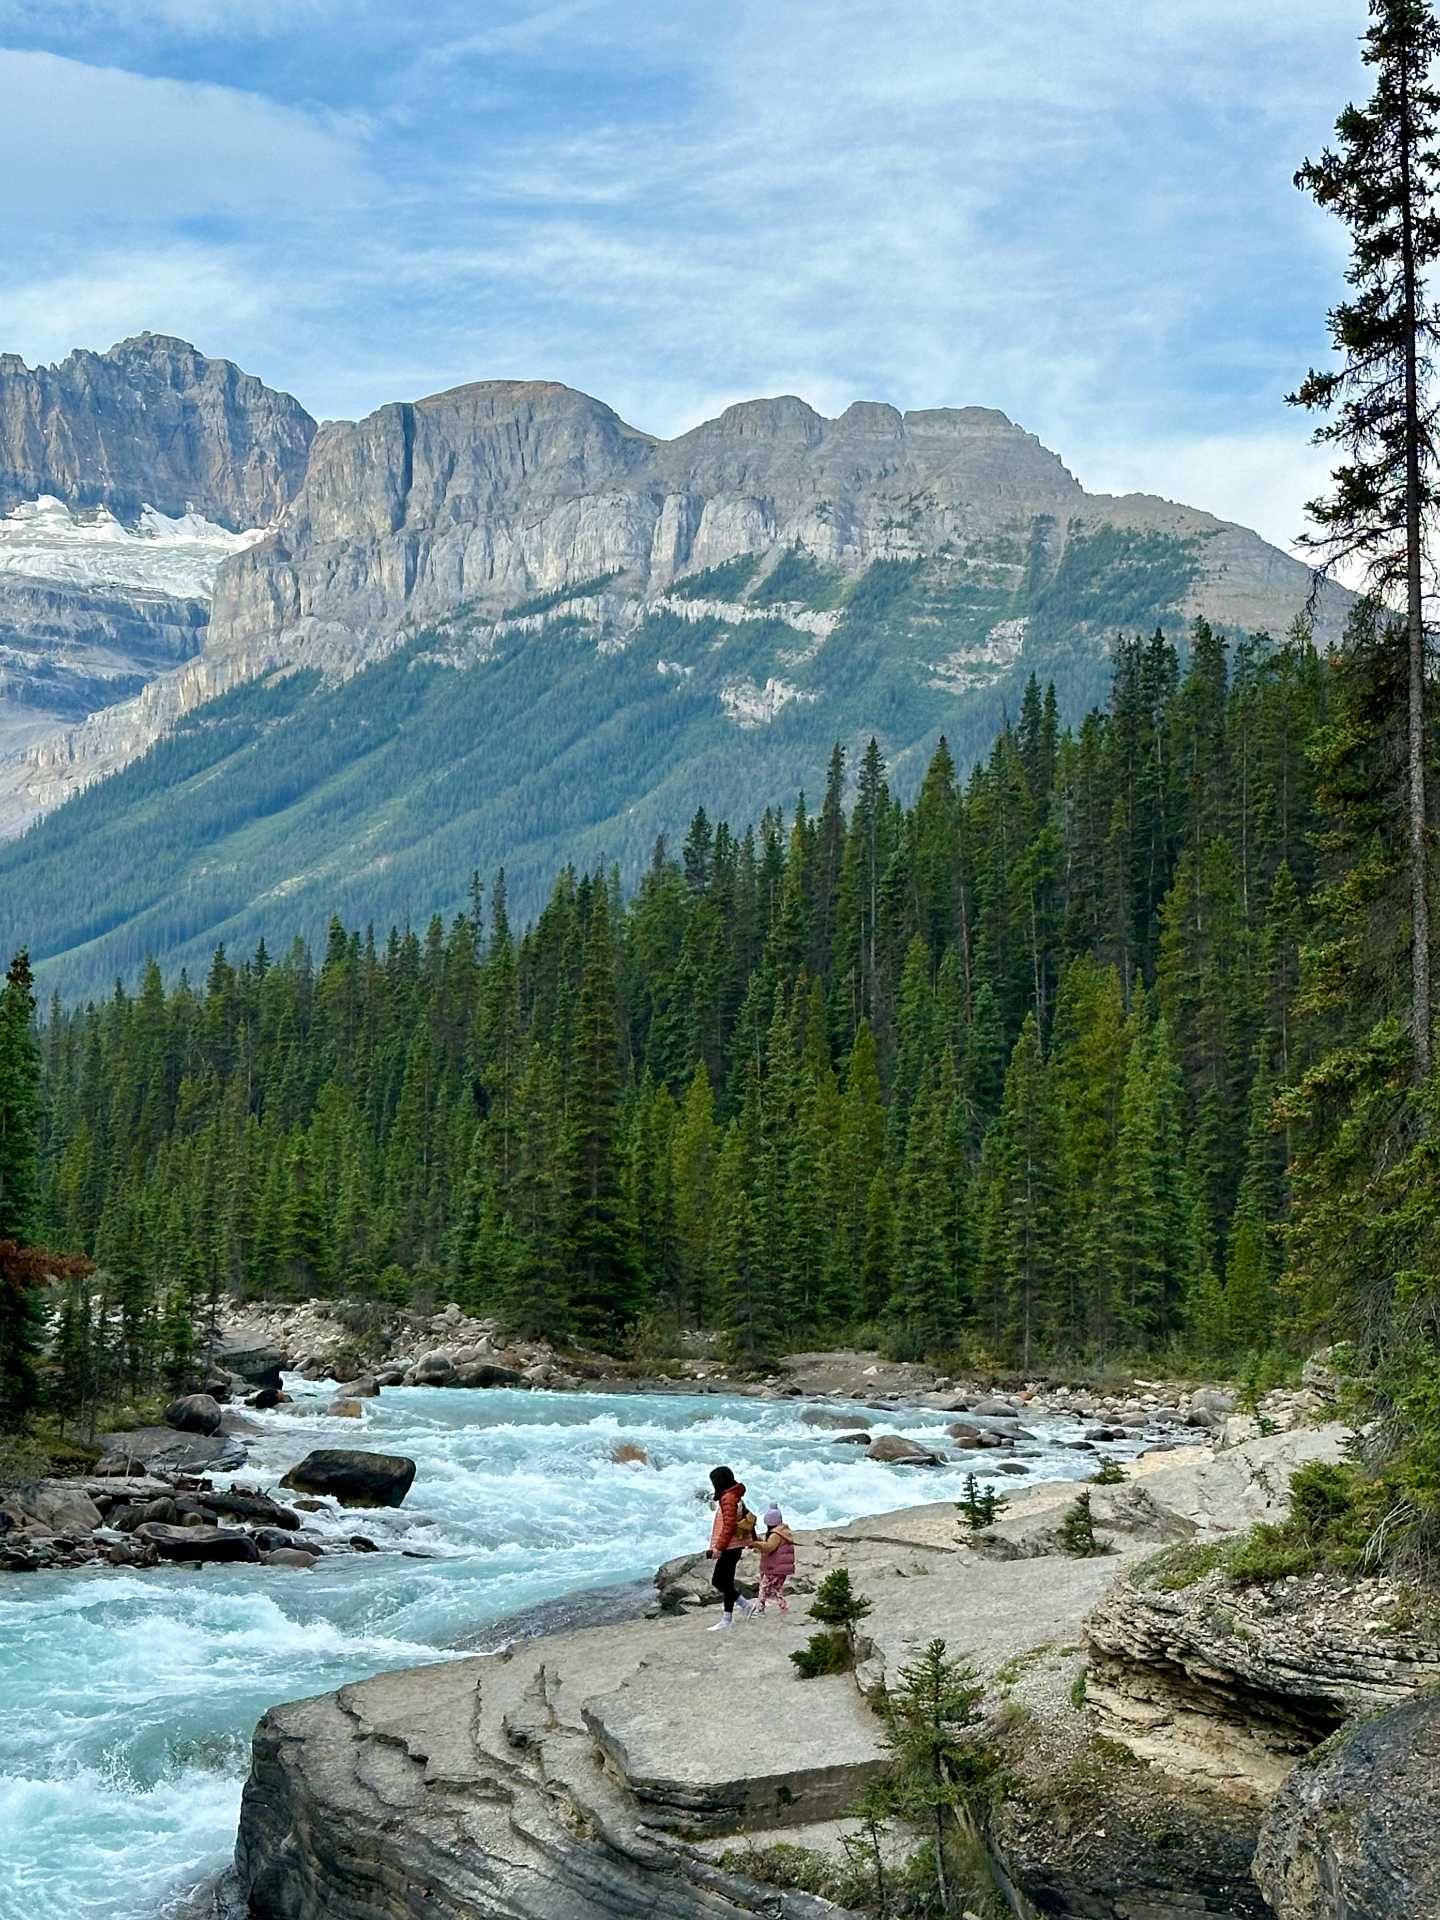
[957,1471,1007,1530]
[1057,1489,1110,1558]
[791,1567,873,1679]
[883,1638,990,1916]
[1090,1456,1126,1486]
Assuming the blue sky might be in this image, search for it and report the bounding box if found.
[0,1,1368,551]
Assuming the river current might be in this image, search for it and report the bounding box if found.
[0,1380,1132,1920]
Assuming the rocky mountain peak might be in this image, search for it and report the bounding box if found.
[832,400,905,436]
[0,338,315,529]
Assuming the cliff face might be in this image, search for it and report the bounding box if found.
[0,335,315,529]
[0,341,314,794]
[208,383,1328,679]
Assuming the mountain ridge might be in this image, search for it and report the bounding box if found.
[0,344,1353,993]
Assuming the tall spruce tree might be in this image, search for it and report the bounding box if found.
[1291,0,1440,1076]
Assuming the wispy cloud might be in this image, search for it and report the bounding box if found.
[0,2,1374,553]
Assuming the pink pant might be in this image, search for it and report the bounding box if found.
[757,1570,790,1610]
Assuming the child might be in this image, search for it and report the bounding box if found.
[754,1505,796,1612]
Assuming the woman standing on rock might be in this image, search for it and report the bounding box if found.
[706,1466,753,1630]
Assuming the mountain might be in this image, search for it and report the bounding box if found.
[0,366,1349,995]
[0,336,315,802]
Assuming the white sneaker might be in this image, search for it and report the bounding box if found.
[707,1614,732,1631]
[735,1598,755,1618]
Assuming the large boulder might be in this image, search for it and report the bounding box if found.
[411,1351,455,1384]
[164,1393,224,1436]
[213,1331,287,1389]
[866,1432,944,1465]
[95,1427,245,1475]
[1086,1560,1440,1801]
[134,1522,261,1563]
[280,1449,416,1509]
[1254,1690,1440,1919]
[450,1363,523,1388]
[1,1483,103,1535]
[800,1408,870,1430]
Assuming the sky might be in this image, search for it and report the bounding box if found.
[0,1,1372,555]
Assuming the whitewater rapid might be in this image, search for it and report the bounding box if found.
[0,1381,1134,1919]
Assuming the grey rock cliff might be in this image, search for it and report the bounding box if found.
[0,338,314,805]
[1253,1689,1440,1920]
[205,380,1330,683]
[0,335,314,528]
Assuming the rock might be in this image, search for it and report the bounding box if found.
[1086,1563,1440,1801]
[1254,1689,1440,1920]
[253,1527,300,1554]
[95,1426,245,1475]
[163,1392,224,1436]
[264,1547,319,1570]
[4,1485,103,1534]
[328,1398,363,1419]
[334,1377,379,1398]
[374,1369,406,1388]
[280,1449,416,1509]
[1299,1348,1344,1403]
[947,1421,983,1441]
[611,1443,649,1466]
[866,1433,943,1465]
[450,1363,523,1388]
[832,1431,873,1445]
[348,1535,379,1553]
[246,1387,283,1409]
[1134,1423,1348,1534]
[412,1351,455,1383]
[190,1488,299,1530]
[995,1462,1029,1475]
[134,1522,261,1563]
[213,1331,288,1390]
[233,1495,1133,1920]
[800,1408,870,1430]
[971,1396,1018,1416]
[971,1481,1196,1561]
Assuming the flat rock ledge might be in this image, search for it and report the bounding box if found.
[234,1431,1361,1920]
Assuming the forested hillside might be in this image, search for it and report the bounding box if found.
[21,614,1345,1397]
[0,527,1289,1001]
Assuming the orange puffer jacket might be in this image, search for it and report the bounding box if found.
[709,1482,747,1553]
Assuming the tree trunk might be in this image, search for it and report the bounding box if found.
[1401,47,1433,1081]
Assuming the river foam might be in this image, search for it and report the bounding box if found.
[1,1380,1130,1917]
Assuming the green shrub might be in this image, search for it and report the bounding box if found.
[1090,1457,1127,1486]
[790,1629,854,1679]
[0,1432,48,1493]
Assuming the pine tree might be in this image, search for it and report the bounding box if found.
[1291,0,1440,1078]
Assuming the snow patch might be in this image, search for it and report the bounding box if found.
[0,496,265,600]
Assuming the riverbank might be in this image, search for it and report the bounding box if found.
[5,1296,1307,1576]
[9,1378,1190,1920]
[229,1418,1432,1920]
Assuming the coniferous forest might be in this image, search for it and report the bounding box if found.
[0,616,1377,1404]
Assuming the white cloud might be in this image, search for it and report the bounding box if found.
[0,51,368,217]
[1081,428,1338,558]
[0,246,280,371]
[0,0,1377,562]
[0,0,339,37]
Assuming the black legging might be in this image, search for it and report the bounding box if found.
[711,1547,742,1611]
